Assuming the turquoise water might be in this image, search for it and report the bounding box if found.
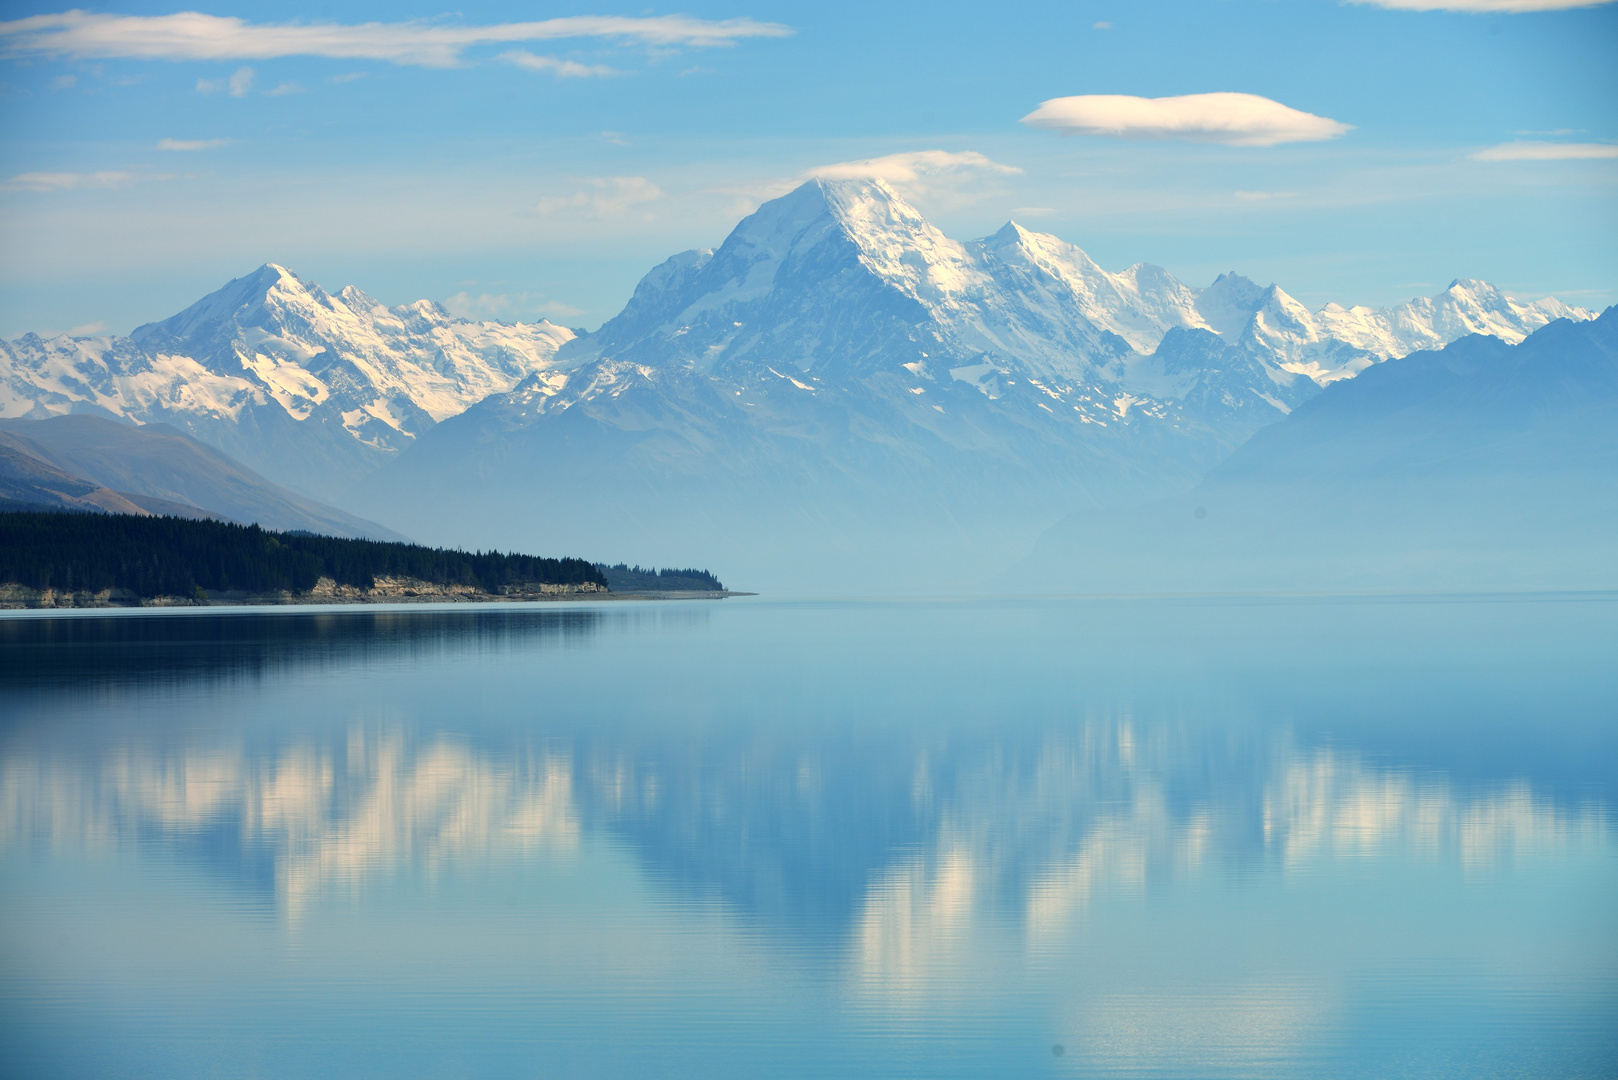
[1,596,1615,1078]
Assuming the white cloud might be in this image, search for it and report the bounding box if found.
[2,170,140,192]
[0,11,793,68]
[1350,0,1613,11]
[708,150,1023,222]
[67,320,106,336]
[264,82,305,96]
[1021,92,1351,147]
[535,176,663,219]
[329,72,365,84]
[1093,21,1114,29]
[1471,140,1618,161]
[499,51,620,78]
[49,73,75,89]
[805,149,1022,185]
[156,137,232,151]
[601,131,630,146]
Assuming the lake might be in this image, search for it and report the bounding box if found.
[2,595,1615,1078]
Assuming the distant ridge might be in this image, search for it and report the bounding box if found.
[1008,307,1618,594]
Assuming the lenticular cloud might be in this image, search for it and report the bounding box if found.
[1021,92,1351,148]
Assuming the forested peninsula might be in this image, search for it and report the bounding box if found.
[0,510,728,608]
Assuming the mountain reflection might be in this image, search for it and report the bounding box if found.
[0,607,611,691]
[1,730,580,913]
[2,719,1602,933]
[847,722,1607,1000]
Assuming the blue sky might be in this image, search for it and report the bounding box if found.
[1,0,1614,337]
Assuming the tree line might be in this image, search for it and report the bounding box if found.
[0,510,606,598]
[595,563,726,592]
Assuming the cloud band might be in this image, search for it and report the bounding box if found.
[0,10,793,68]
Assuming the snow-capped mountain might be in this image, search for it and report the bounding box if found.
[0,179,1590,580]
[346,178,1592,591]
[0,264,574,499]
[549,179,1584,426]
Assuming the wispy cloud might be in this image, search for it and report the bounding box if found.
[499,51,621,78]
[328,72,365,84]
[1349,0,1613,11]
[197,65,255,96]
[444,291,584,321]
[0,11,793,68]
[535,176,663,219]
[157,137,232,150]
[49,73,75,89]
[1472,140,1618,160]
[1022,92,1351,147]
[601,131,630,146]
[1,170,162,192]
[264,81,305,96]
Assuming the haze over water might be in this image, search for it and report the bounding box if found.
[2,595,1615,1078]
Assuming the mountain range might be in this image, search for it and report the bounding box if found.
[1011,307,1618,593]
[0,266,575,500]
[345,179,1591,590]
[0,178,1595,589]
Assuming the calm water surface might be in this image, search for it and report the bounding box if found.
[1,596,1615,1078]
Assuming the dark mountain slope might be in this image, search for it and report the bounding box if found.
[0,428,159,516]
[0,415,405,540]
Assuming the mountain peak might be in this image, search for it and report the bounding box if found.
[1194,272,1269,340]
[131,263,327,345]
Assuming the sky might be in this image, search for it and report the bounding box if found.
[0,0,1614,338]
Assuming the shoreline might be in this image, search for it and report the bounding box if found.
[0,583,754,614]
[0,592,754,618]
